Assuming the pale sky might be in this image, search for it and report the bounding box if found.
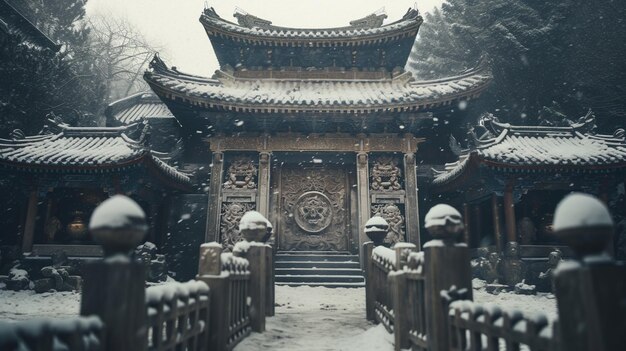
[86,0,443,77]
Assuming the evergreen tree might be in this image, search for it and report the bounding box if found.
[408,0,626,131]
[0,0,106,136]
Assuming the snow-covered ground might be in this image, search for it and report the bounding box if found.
[235,286,393,351]
[0,282,557,351]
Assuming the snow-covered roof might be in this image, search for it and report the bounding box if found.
[105,92,174,125]
[0,121,191,187]
[200,7,421,44]
[144,55,491,114]
[432,119,626,189]
[0,0,60,51]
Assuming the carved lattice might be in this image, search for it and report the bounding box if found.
[220,202,255,248]
[224,157,257,190]
[280,167,348,251]
[371,203,405,244]
[370,156,402,191]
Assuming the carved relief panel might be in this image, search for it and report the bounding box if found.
[278,167,349,251]
[370,155,406,244]
[370,156,403,191]
[371,203,406,245]
[220,155,257,248]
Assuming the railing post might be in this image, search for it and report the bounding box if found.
[237,211,270,332]
[390,271,409,351]
[364,216,389,322]
[363,241,376,321]
[423,204,472,351]
[237,243,268,332]
[552,193,626,351]
[391,243,417,351]
[80,195,148,351]
[197,242,229,351]
[265,243,275,317]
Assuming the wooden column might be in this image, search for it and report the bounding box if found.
[257,152,271,218]
[205,151,224,242]
[491,194,504,251]
[503,183,517,243]
[473,204,482,247]
[21,190,39,254]
[403,153,421,249]
[463,203,471,244]
[356,152,370,265]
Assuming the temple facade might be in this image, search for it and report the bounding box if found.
[143,7,491,257]
[2,6,624,282]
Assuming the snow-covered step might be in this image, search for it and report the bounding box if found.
[276,267,363,276]
[275,281,365,288]
[276,274,365,283]
[275,261,361,269]
[274,252,364,288]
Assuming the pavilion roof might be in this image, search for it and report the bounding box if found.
[144,55,492,114]
[0,121,191,189]
[200,7,421,45]
[431,117,626,190]
[105,92,174,125]
[0,0,60,51]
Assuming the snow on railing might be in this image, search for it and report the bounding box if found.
[372,245,396,272]
[447,299,559,351]
[145,280,211,351]
[0,316,104,350]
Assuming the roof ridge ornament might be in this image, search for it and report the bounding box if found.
[571,109,597,135]
[148,53,168,73]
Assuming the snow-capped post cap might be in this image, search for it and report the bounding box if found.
[89,195,148,256]
[424,204,464,243]
[239,210,268,242]
[365,216,389,246]
[553,193,614,258]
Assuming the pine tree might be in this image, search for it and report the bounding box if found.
[0,0,107,135]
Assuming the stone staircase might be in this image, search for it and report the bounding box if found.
[274,251,364,288]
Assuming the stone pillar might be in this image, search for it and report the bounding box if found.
[257,152,272,218]
[403,152,421,249]
[205,151,224,243]
[503,182,516,243]
[491,194,504,251]
[21,190,39,254]
[356,152,370,262]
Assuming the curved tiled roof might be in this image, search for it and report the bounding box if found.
[431,119,626,188]
[106,92,174,125]
[200,7,422,44]
[144,55,492,114]
[0,122,191,187]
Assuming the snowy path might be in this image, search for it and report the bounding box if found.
[0,283,556,351]
[234,286,394,351]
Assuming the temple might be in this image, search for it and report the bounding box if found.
[1,6,624,284]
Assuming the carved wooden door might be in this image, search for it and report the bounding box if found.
[277,166,349,251]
